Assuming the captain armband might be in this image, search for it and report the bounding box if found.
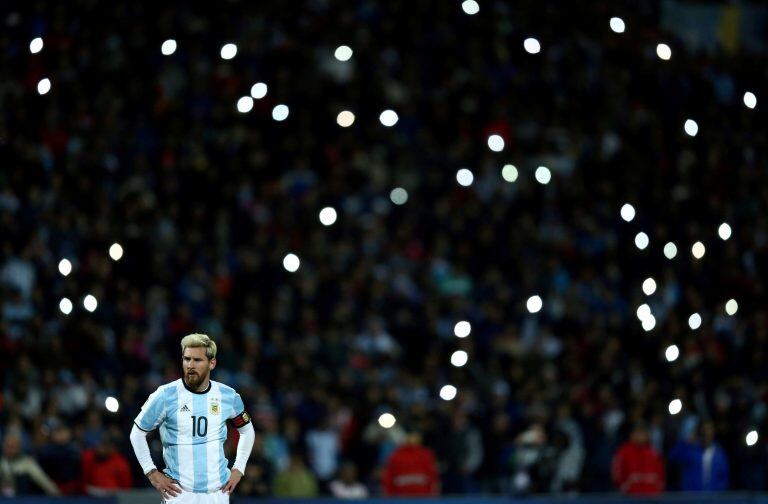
[231,411,251,428]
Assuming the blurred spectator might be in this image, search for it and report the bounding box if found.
[237,432,274,497]
[0,432,60,496]
[669,421,729,491]
[381,431,439,496]
[81,432,132,495]
[442,411,484,494]
[612,424,665,495]
[305,416,340,491]
[273,452,318,498]
[329,461,369,499]
[37,422,82,494]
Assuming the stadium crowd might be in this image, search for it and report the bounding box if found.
[2,0,768,497]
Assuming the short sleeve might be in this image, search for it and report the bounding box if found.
[134,387,166,432]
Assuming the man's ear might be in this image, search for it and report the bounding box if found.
[210,357,217,370]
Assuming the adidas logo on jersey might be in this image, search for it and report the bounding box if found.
[180,405,190,412]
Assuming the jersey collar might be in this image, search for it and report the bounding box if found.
[182,379,211,395]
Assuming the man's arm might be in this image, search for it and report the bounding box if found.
[129,424,181,498]
[222,422,255,494]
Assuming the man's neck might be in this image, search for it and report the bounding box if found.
[194,378,210,392]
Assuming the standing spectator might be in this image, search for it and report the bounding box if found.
[381,430,439,496]
[81,433,133,495]
[305,416,340,491]
[0,431,60,496]
[443,411,484,494]
[669,421,729,491]
[612,424,665,495]
[273,452,318,498]
[329,461,369,499]
[37,421,82,494]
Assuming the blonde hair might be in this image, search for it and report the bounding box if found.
[180,333,217,360]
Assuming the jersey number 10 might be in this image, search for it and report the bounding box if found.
[191,415,208,437]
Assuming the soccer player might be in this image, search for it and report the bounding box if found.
[129,333,255,502]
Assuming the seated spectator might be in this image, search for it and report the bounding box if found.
[81,432,133,495]
[669,421,729,491]
[0,432,60,496]
[612,424,665,495]
[273,452,318,498]
[381,430,439,496]
[329,461,369,499]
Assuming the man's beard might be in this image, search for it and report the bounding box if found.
[185,370,206,388]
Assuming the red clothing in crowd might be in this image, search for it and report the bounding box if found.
[381,444,439,496]
[81,449,133,492]
[612,441,665,495]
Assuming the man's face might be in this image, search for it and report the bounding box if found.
[182,347,215,388]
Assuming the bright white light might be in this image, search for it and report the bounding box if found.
[461,0,480,15]
[454,321,471,338]
[665,344,680,362]
[58,259,72,276]
[692,241,706,259]
[718,223,732,240]
[609,17,626,33]
[726,299,738,316]
[664,242,678,259]
[337,110,355,127]
[526,295,543,314]
[105,396,120,413]
[83,294,98,313]
[487,134,504,152]
[657,43,672,60]
[37,78,51,95]
[456,168,474,187]
[272,104,289,121]
[379,109,399,127]
[642,314,656,331]
[220,43,237,60]
[535,166,551,185]
[744,92,757,109]
[30,37,44,54]
[635,232,649,250]
[684,119,699,137]
[636,304,651,321]
[668,399,682,415]
[747,430,759,446]
[501,164,518,182]
[250,82,268,99]
[524,38,541,54]
[59,298,73,315]
[319,207,338,226]
[642,278,657,296]
[334,45,353,62]
[451,350,468,367]
[161,39,177,56]
[237,96,254,113]
[439,385,458,401]
[378,413,396,429]
[390,188,408,205]
[688,313,702,330]
[109,243,124,261]
[620,203,636,222]
[283,253,300,272]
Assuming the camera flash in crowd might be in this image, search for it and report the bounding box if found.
[378,413,396,429]
[58,259,73,276]
[454,321,471,338]
[440,385,458,401]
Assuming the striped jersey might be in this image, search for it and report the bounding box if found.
[134,379,250,493]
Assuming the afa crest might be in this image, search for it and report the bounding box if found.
[210,403,220,415]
